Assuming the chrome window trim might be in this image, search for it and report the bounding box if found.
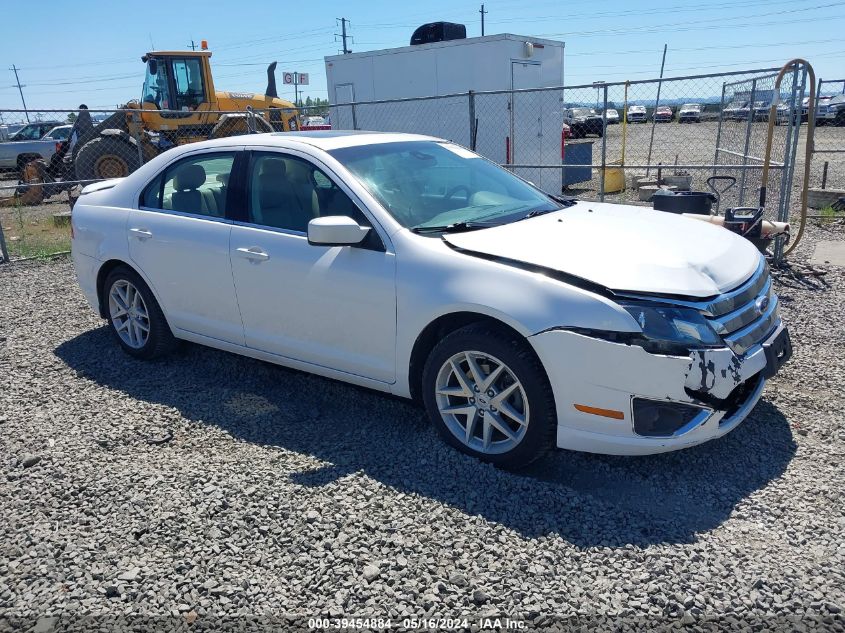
[231,220,306,238]
[137,206,234,225]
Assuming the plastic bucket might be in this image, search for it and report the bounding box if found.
[652,191,717,215]
[602,161,625,194]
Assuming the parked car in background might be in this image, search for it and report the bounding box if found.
[653,106,673,122]
[43,125,73,141]
[0,124,67,173]
[751,101,774,121]
[678,103,702,123]
[773,102,793,126]
[815,97,834,124]
[71,131,791,467]
[723,101,748,121]
[562,107,604,137]
[301,115,331,130]
[801,96,833,123]
[604,108,620,124]
[626,105,647,123]
[3,121,63,143]
[828,95,845,126]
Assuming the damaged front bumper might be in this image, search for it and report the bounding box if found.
[529,320,790,456]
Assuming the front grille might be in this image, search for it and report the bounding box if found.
[703,259,778,355]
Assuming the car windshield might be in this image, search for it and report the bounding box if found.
[9,125,43,141]
[45,126,70,140]
[682,104,701,110]
[328,141,561,231]
[572,108,593,116]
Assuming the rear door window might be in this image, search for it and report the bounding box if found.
[141,152,236,218]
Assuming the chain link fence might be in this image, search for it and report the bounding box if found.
[809,78,845,193]
[1,63,831,263]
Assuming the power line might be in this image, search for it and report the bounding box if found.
[536,3,845,38]
[566,38,842,57]
[489,0,830,25]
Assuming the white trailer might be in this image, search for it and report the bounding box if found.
[325,34,566,193]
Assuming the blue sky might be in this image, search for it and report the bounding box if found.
[1,0,843,111]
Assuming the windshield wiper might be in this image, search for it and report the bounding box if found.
[509,204,572,224]
[410,221,495,234]
[548,194,578,207]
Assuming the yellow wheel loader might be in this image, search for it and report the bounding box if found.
[72,47,299,181]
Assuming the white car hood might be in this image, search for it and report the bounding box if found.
[442,202,761,298]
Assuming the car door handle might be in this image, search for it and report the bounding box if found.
[235,247,270,262]
[129,228,153,240]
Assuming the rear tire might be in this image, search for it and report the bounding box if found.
[103,266,176,360]
[421,324,557,469]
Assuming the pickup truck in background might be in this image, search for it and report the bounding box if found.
[0,123,69,174]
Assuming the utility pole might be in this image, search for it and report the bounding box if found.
[10,65,29,122]
[187,40,197,51]
[336,18,351,54]
[480,4,488,36]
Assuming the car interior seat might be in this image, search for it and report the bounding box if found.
[255,158,315,231]
[284,160,320,220]
[169,164,221,216]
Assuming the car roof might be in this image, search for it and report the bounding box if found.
[172,130,441,153]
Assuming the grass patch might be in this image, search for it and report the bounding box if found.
[818,205,845,225]
[1,206,71,260]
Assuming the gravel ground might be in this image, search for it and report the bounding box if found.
[1,223,844,632]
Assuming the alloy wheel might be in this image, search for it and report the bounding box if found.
[434,350,530,455]
[108,279,150,349]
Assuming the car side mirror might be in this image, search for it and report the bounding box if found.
[307,216,370,246]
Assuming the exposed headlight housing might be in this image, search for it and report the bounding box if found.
[619,302,724,355]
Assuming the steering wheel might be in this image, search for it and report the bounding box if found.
[444,185,471,201]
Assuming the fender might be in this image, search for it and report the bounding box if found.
[100,128,139,147]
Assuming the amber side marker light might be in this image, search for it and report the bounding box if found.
[574,404,625,420]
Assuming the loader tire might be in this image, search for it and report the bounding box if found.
[209,113,274,139]
[75,137,140,181]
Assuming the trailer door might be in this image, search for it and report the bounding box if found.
[510,62,542,185]
[334,83,356,131]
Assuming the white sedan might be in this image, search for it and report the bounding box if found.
[71,132,791,468]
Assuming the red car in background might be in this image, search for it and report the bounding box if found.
[653,106,674,122]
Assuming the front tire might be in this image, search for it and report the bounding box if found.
[421,324,556,469]
[104,267,176,360]
[75,137,140,181]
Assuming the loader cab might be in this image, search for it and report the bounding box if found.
[140,51,217,121]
